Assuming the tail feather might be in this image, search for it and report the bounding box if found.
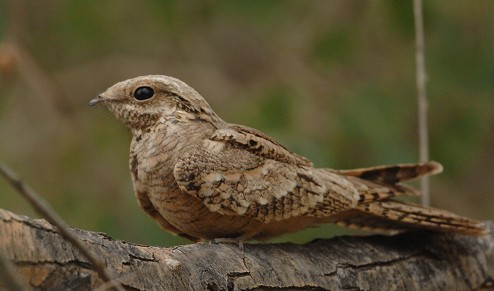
[348,177,421,203]
[332,200,487,236]
[326,161,486,236]
[335,161,443,184]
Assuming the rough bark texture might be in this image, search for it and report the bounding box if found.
[0,208,493,290]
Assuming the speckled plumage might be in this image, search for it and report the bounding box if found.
[90,75,486,241]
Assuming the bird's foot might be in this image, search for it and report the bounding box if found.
[209,238,244,251]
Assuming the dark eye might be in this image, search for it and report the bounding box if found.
[134,86,154,101]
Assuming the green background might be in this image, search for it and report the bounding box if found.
[0,1,493,247]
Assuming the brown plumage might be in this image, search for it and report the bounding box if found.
[89,75,487,242]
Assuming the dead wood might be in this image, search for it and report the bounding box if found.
[0,208,493,290]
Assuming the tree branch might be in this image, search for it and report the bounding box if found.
[0,163,123,290]
[0,208,493,290]
[413,0,431,206]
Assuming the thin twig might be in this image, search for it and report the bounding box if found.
[0,163,124,291]
[413,0,430,206]
[0,248,25,291]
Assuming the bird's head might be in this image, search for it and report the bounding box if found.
[89,75,220,132]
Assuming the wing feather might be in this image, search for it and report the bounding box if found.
[211,124,313,167]
[174,126,485,236]
[174,135,357,223]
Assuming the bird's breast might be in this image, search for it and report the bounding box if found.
[128,122,254,239]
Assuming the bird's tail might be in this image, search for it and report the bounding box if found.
[334,161,443,184]
[332,200,487,236]
[325,161,486,235]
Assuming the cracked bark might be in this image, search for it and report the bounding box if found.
[0,208,493,290]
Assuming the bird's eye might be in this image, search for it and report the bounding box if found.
[134,86,155,101]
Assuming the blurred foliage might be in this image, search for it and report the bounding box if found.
[0,0,493,247]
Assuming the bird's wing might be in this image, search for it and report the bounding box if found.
[210,124,313,167]
[173,129,358,223]
[174,125,486,235]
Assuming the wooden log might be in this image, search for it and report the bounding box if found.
[0,208,492,290]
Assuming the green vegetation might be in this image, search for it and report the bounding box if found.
[0,1,492,246]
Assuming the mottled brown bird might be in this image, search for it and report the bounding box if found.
[89,75,486,242]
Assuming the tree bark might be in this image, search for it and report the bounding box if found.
[0,208,493,290]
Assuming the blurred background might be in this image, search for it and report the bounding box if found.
[0,1,492,247]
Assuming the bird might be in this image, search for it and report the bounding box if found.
[89,75,486,242]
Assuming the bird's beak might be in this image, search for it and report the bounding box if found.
[88,95,106,106]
